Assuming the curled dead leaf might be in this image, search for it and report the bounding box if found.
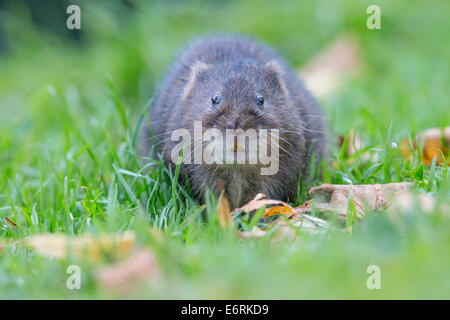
[231,193,295,219]
[400,127,450,166]
[238,213,330,243]
[235,193,330,242]
[95,249,161,296]
[298,182,413,221]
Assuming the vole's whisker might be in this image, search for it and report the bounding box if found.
[141,132,173,143]
[277,136,294,147]
[302,114,330,119]
[269,140,294,157]
[280,127,328,134]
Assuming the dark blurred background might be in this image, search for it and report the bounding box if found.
[0,0,142,51]
[0,0,448,143]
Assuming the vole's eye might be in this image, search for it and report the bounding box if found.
[256,95,264,106]
[211,94,222,106]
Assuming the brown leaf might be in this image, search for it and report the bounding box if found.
[400,127,450,166]
[0,243,4,255]
[24,232,136,262]
[263,203,295,218]
[95,249,161,296]
[299,34,362,98]
[218,193,233,228]
[237,208,329,242]
[297,182,413,221]
[231,193,295,219]
[233,193,326,242]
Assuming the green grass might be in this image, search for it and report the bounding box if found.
[0,0,449,299]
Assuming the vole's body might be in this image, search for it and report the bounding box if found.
[141,35,327,208]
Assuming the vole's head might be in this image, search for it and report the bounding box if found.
[177,59,296,169]
[181,59,289,132]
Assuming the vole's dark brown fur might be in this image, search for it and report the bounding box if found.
[141,34,327,208]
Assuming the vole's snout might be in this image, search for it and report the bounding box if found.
[226,117,243,130]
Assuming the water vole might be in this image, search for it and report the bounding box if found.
[141,34,327,209]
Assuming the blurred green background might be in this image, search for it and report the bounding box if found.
[0,0,449,299]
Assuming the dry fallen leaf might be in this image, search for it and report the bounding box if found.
[24,232,136,262]
[231,193,295,219]
[95,249,161,296]
[237,213,330,242]
[218,193,233,228]
[297,182,413,221]
[300,34,362,98]
[235,194,330,241]
[233,193,330,241]
[400,127,450,166]
[0,243,5,255]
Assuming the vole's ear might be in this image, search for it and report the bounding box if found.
[181,61,209,100]
[265,60,288,94]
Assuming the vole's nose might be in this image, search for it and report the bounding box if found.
[226,118,241,129]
